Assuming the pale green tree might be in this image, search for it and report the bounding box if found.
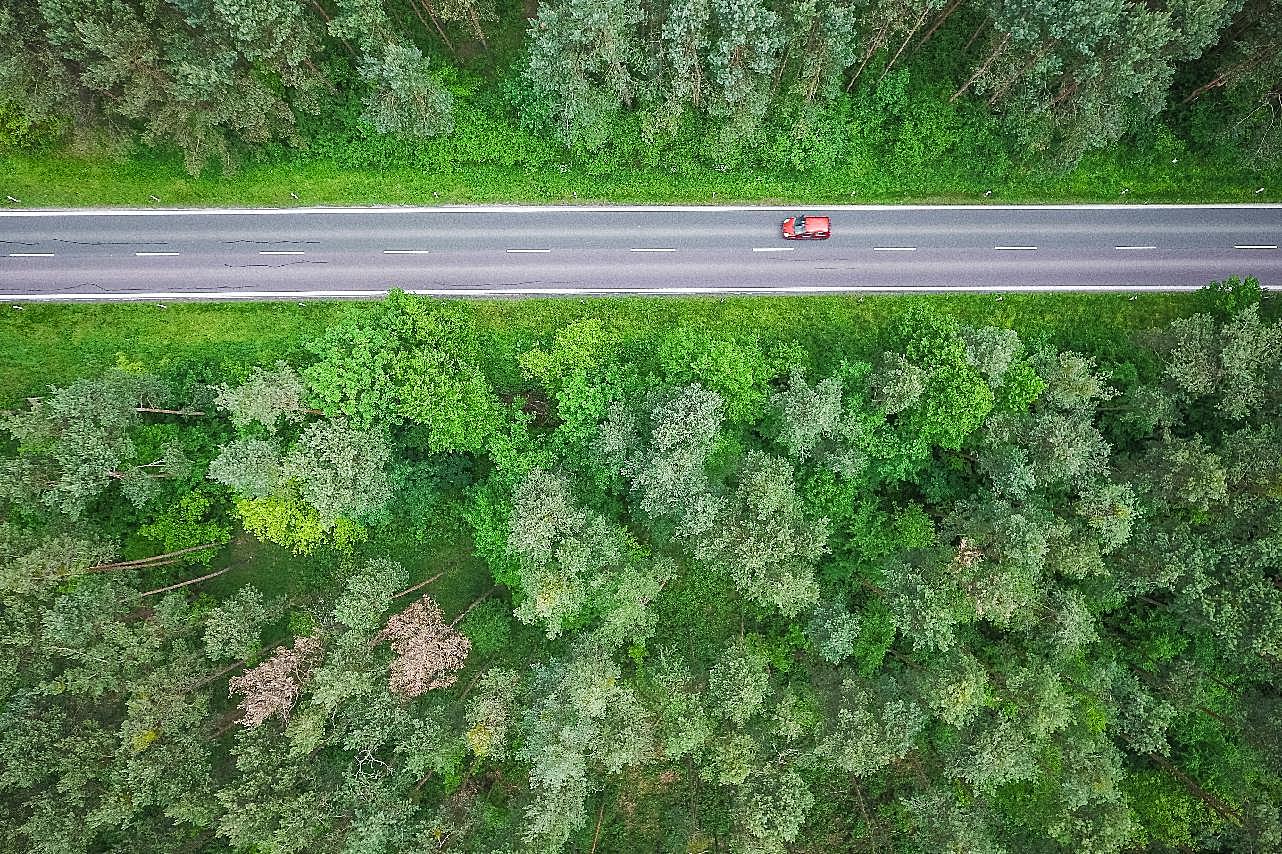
[696,451,827,617]
[215,362,309,431]
[204,585,281,661]
[517,0,647,151]
[709,641,771,727]
[359,42,454,137]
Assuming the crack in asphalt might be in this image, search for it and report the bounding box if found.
[54,239,169,246]
[224,260,330,268]
[40,282,112,293]
[222,239,321,245]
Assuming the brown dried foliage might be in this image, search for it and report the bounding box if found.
[954,537,984,570]
[228,636,323,727]
[376,597,471,698]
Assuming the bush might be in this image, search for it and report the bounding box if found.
[1195,277,1262,318]
[459,598,514,657]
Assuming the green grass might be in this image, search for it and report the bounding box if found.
[2,292,1243,407]
[2,147,1279,209]
[0,301,345,406]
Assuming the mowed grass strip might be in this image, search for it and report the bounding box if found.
[0,292,1223,407]
[2,149,1279,210]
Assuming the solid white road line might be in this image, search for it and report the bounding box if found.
[3,204,1281,217]
[0,283,1219,301]
[994,246,1038,250]
[506,248,552,253]
[258,250,305,255]
[873,247,916,251]
[1235,244,1278,249]
[136,251,180,256]
[1115,246,1156,250]
[752,247,794,252]
[7,252,54,257]
[383,249,431,254]
[629,247,676,252]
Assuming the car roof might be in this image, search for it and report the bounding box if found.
[803,216,830,229]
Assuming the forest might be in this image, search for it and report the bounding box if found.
[1,0,1280,201]
[1,282,1280,852]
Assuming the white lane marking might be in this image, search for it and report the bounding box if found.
[630,247,676,252]
[873,246,916,251]
[8,252,55,257]
[3,204,1282,216]
[994,246,1037,250]
[752,247,794,252]
[258,250,305,255]
[136,251,180,256]
[0,283,1222,301]
[1235,244,1278,249]
[506,248,552,253]
[383,249,431,254]
[1115,245,1156,250]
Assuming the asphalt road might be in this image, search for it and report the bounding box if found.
[1,204,1279,300]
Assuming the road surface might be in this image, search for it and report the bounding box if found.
[1,204,1279,300]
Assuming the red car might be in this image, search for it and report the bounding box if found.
[781,214,831,240]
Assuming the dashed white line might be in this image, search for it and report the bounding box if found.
[994,246,1037,251]
[630,247,676,252]
[873,247,916,252]
[1115,245,1156,250]
[136,251,180,256]
[0,283,1218,302]
[506,248,552,253]
[258,250,305,255]
[8,252,54,257]
[383,249,431,254]
[1235,244,1277,249]
[752,247,794,252]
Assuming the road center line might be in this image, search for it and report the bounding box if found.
[630,247,676,252]
[752,247,794,252]
[994,246,1037,250]
[873,247,916,251]
[383,249,431,254]
[258,250,305,255]
[1235,244,1278,249]
[8,252,54,257]
[136,251,180,256]
[506,248,552,253]
[1115,245,1156,250]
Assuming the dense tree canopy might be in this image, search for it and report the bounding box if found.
[1,0,1277,175]
[1,283,1280,852]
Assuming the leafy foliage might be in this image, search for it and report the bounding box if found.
[1,286,1280,853]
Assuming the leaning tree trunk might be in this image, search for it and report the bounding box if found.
[1147,752,1244,826]
[879,7,931,82]
[140,566,233,597]
[912,0,964,57]
[450,588,497,628]
[987,40,1059,107]
[392,570,447,600]
[88,542,222,572]
[418,0,458,55]
[1182,50,1272,104]
[962,18,989,53]
[951,32,1012,102]
[468,7,488,49]
[847,28,889,91]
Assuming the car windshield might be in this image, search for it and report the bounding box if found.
[795,216,806,232]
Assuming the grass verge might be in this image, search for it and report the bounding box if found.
[0,292,1242,407]
[2,149,1279,209]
